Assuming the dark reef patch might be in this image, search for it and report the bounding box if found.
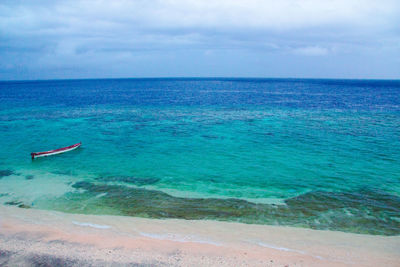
[95,176,160,186]
[4,201,31,209]
[71,181,256,219]
[63,181,400,235]
[25,175,34,180]
[0,170,14,179]
[18,204,31,209]
[284,190,400,235]
[201,134,220,139]
[52,170,75,176]
[5,201,22,206]
[285,189,400,215]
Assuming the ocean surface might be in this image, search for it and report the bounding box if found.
[0,78,399,235]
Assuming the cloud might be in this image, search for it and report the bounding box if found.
[3,0,399,30]
[0,0,399,79]
[292,46,329,56]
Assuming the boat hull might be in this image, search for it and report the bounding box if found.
[31,142,81,159]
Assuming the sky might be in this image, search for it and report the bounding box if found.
[0,0,399,80]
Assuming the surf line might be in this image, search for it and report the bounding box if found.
[72,221,111,229]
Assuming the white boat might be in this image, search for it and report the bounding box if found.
[31,142,81,159]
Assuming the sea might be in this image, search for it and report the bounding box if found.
[0,78,399,235]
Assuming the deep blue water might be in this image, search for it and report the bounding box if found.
[2,78,400,109]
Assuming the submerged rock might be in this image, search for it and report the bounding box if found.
[0,170,14,179]
[72,181,92,190]
[60,181,400,235]
[25,175,34,180]
[17,204,31,209]
[4,200,31,209]
[52,170,75,176]
[95,176,160,186]
[285,189,400,215]
[5,201,22,206]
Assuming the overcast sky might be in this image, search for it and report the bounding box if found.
[1,0,399,80]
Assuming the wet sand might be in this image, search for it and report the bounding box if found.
[0,205,399,266]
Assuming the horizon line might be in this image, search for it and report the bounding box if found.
[1,76,400,83]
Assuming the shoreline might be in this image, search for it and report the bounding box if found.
[0,206,399,266]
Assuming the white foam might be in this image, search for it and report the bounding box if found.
[95,192,108,198]
[139,232,221,246]
[257,242,305,253]
[72,221,111,229]
[257,242,325,260]
[141,185,287,205]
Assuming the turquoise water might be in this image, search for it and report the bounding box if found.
[0,78,399,235]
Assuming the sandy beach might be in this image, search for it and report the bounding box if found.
[0,206,399,266]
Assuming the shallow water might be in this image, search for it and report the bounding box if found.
[0,78,399,235]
